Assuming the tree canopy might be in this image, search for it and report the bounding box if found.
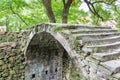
[0,0,120,31]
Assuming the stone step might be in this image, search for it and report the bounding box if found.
[81,35,120,44]
[72,32,120,40]
[92,49,120,61]
[63,29,117,35]
[82,41,120,53]
[112,73,120,79]
[70,29,117,34]
[81,35,120,46]
[50,23,112,29]
[0,42,17,49]
[101,60,120,74]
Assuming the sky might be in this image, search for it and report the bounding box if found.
[79,2,89,12]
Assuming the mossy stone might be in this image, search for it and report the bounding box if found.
[2,64,8,70]
[2,72,9,77]
[8,57,15,63]
[0,53,5,59]
[0,78,3,80]
[112,73,120,79]
[0,60,4,66]
[10,70,15,75]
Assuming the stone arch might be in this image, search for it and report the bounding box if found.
[24,24,77,59]
[24,24,76,80]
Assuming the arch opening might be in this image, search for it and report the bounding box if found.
[25,32,72,80]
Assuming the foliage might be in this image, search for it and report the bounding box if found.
[0,0,120,31]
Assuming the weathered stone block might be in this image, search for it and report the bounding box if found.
[8,57,15,63]
[2,64,8,70]
[101,60,120,74]
[9,70,15,75]
[2,72,9,77]
[0,60,4,66]
[0,53,5,60]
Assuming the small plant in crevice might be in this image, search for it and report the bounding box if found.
[70,67,81,80]
[70,62,90,80]
[72,38,83,51]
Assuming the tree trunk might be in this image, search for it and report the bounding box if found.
[62,0,72,23]
[42,0,56,23]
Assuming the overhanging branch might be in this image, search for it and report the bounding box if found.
[92,0,116,5]
[84,0,104,21]
[9,3,28,26]
[92,1,105,4]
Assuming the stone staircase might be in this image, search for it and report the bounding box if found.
[48,23,120,80]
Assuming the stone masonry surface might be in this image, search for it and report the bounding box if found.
[0,23,120,80]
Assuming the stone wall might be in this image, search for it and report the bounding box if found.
[0,28,77,80]
[0,32,29,80]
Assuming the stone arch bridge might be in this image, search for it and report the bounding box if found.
[0,23,120,80]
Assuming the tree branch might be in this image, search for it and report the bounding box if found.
[62,0,65,6]
[84,0,104,21]
[92,0,116,5]
[90,2,104,20]
[9,3,28,26]
[62,0,72,23]
[96,17,99,24]
[42,0,56,23]
[92,1,105,4]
